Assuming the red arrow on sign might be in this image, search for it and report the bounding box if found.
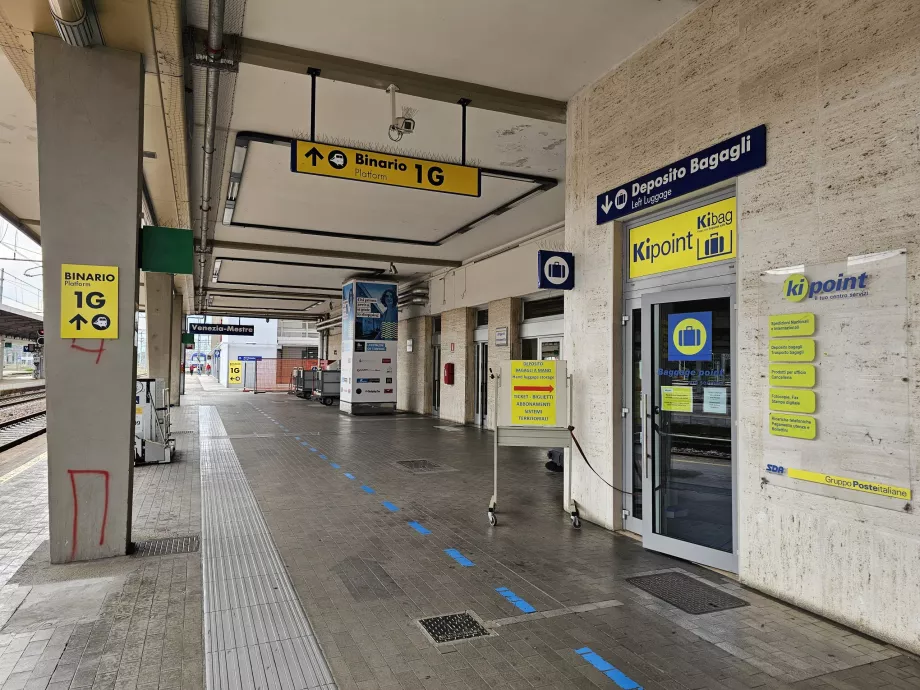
[513,385,554,392]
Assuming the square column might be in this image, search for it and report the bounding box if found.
[36,35,144,562]
[145,272,172,386]
[170,292,182,405]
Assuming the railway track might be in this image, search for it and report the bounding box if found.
[0,410,47,451]
[0,391,46,409]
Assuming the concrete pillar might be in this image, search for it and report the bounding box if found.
[169,293,182,405]
[486,298,522,430]
[36,35,143,562]
[146,272,171,386]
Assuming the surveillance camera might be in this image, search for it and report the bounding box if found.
[396,116,415,133]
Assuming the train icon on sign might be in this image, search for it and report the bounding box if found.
[92,314,111,331]
[329,151,347,169]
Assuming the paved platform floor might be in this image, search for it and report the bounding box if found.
[0,381,918,690]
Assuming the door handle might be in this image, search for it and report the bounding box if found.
[641,393,649,479]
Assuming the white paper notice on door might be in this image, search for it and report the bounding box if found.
[703,387,727,414]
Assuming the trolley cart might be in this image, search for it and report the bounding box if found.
[299,368,321,400]
[489,360,579,528]
[314,370,341,406]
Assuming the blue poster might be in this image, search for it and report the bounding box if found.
[354,281,398,341]
[667,311,712,362]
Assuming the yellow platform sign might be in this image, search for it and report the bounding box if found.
[769,364,815,387]
[60,264,118,339]
[786,468,910,501]
[291,141,480,196]
[769,388,816,413]
[629,197,736,279]
[769,313,815,337]
[769,338,815,362]
[228,361,242,385]
[769,412,817,440]
[661,386,693,412]
[510,360,558,426]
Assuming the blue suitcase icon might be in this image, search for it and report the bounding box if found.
[678,325,700,347]
[704,232,725,257]
[548,260,565,278]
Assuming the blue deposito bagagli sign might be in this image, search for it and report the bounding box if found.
[537,250,575,290]
[667,311,713,362]
[596,125,766,224]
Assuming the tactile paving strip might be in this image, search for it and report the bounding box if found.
[199,407,336,690]
[626,571,748,614]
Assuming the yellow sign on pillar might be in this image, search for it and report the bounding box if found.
[60,264,118,339]
[291,141,481,197]
[228,361,242,385]
[510,360,558,426]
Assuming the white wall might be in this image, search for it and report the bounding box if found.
[425,227,564,315]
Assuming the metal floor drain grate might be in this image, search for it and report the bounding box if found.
[395,459,454,474]
[133,535,200,557]
[626,572,748,614]
[417,612,493,645]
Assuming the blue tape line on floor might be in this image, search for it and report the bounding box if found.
[330,463,340,469]
[408,521,430,535]
[295,437,300,440]
[309,447,317,452]
[382,502,399,512]
[344,473,355,479]
[575,648,642,689]
[495,587,536,614]
[444,548,474,567]
[301,442,309,446]
[319,454,327,459]
[361,485,375,494]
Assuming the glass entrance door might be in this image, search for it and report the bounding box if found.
[473,341,489,427]
[641,286,736,572]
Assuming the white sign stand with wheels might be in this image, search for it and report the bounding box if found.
[489,359,579,528]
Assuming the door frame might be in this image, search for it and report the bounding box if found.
[622,298,643,535]
[640,283,738,573]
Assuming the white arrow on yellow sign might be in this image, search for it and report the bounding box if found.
[290,141,481,197]
[60,264,118,339]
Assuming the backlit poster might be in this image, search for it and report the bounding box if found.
[340,280,398,413]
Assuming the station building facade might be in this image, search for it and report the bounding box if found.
[393,0,920,655]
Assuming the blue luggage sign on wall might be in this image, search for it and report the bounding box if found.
[537,250,575,290]
[596,124,766,224]
[668,311,712,362]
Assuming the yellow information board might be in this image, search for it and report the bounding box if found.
[510,360,558,426]
[769,313,815,337]
[786,468,911,501]
[291,141,480,196]
[769,412,817,440]
[769,364,815,387]
[661,386,693,412]
[769,338,815,362]
[228,361,242,385]
[769,388,816,413]
[629,197,736,279]
[60,264,118,339]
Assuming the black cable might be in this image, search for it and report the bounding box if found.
[567,425,634,496]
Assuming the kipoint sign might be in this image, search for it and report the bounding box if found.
[629,197,736,279]
[783,272,869,302]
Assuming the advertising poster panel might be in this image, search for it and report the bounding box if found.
[340,280,398,409]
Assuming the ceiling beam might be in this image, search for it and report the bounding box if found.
[0,201,40,245]
[209,31,566,124]
[211,240,462,268]
[206,286,340,300]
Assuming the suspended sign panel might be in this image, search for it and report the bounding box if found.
[291,141,480,196]
[60,264,118,339]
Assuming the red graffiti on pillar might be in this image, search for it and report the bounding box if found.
[68,469,110,560]
[70,339,105,364]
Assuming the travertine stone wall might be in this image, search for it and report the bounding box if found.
[397,316,432,415]
[439,307,475,424]
[486,298,522,430]
[566,0,920,651]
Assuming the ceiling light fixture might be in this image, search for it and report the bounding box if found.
[211,258,223,283]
